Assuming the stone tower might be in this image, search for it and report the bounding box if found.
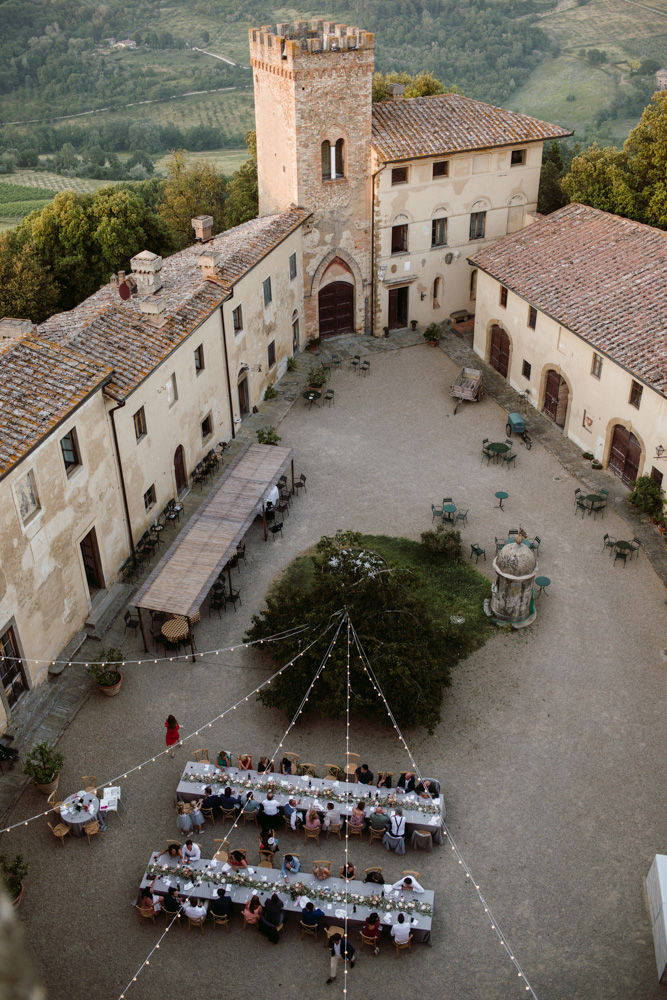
[249,21,374,337]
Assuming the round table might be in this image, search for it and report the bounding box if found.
[535,576,551,597]
[615,541,632,551]
[495,491,509,509]
[162,612,201,643]
[59,791,101,836]
[303,390,321,408]
[443,503,457,524]
[488,442,509,462]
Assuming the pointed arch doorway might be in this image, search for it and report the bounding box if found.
[317,256,355,337]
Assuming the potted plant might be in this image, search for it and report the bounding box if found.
[582,451,594,460]
[256,426,281,446]
[410,320,418,331]
[591,460,603,470]
[307,364,329,390]
[383,326,389,337]
[0,854,29,908]
[23,740,64,794]
[287,356,298,372]
[423,323,441,345]
[306,336,321,353]
[87,646,123,697]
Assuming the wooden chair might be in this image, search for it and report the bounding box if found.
[47,789,62,815]
[347,823,363,841]
[325,822,342,841]
[138,906,157,925]
[213,839,229,862]
[325,925,345,943]
[211,913,231,933]
[166,839,182,851]
[201,806,216,826]
[163,908,181,928]
[220,807,238,823]
[360,931,380,954]
[283,752,300,769]
[299,762,317,777]
[194,749,209,763]
[229,848,248,868]
[304,824,321,845]
[402,870,420,879]
[83,820,103,845]
[47,820,70,847]
[378,771,393,787]
[258,848,275,865]
[324,764,340,780]
[314,860,332,877]
[395,934,413,958]
[343,752,360,779]
[365,866,383,879]
[300,920,319,942]
[258,860,273,869]
[241,809,258,827]
[368,825,385,845]
[188,914,205,935]
[81,776,98,793]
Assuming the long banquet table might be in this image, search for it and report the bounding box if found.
[175,764,444,844]
[140,852,434,944]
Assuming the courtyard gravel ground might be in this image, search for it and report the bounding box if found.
[6,344,667,1000]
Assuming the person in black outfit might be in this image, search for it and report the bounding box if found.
[397,771,416,793]
[219,787,241,812]
[377,772,392,789]
[161,887,183,916]
[355,763,374,785]
[259,892,285,944]
[202,786,221,818]
[210,887,233,920]
[415,778,438,798]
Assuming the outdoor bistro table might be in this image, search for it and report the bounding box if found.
[442,503,457,524]
[302,390,321,408]
[488,442,509,462]
[534,576,551,597]
[140,854,435,944]
[495,491,508,509]
[615,540,632,552]
[59,791,102,836]
[585,494,603,512]
[176,764,444,843]
[161,611,201,643]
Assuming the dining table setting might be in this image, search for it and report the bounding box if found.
[59,790,106,835]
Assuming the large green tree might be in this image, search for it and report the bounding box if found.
[224,130,258,229]
[0,233,59,323]
[158,150,227,250]
[372,71,457,103]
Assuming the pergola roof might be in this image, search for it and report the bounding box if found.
[134,443,296,618]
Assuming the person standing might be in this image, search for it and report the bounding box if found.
[327,933,355,984]
[165,715,180,758]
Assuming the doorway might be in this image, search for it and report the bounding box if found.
[543,369,569,428]
[318,281,354,337]
[388,286,409,330]
[80,527,104,599]
[0,625,27,710]
[174,445,187,496]
[238,376,250,417]
[608,425,641,485]
[489,325,510,378]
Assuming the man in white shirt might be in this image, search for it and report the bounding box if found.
[183,897,207,922]
[390,913,412,944]
[323,802,341,829]
[180,840,201,863]
[389,809,406,838]
[391,876,425,894]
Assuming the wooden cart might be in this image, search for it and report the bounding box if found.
[450,366,484,414]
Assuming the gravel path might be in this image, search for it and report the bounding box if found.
[7,344,667,1000]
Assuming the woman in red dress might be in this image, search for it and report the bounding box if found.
[165,715,180,758]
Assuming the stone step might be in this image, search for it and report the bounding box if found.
[84,582,133,639]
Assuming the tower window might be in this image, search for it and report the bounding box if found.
[499,286,508,308]
[511,149,526,166]
[321,140,331,181]
[322,139,344,181]
[433,160,449,178]
[527,305,537,329]
[431,218,447,247]
[392,167,408,185]
[629,380,643,409]
[263,277,272,306]
[469,211,486,240]
[335,138,344,178]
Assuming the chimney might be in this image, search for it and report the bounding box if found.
[191,215,214,242]
[117,270,125,283]
[0,318,33,340]
[109,273,119,288]
[129,250,163,295]
[139,295,167,327]
[197,248,221,279]
[386,83,406,101]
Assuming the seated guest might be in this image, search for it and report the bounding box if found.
[304,808,321,833]
[323,802,341,830]
[377,771,392,789]
[368,807,390,834]
[355,763,374,785]
[161,887,183,916]
[301,901,325,929]
[216,750,232,767]
[210,887,233,920]
[348,802,366,833]
[176,802,193,835]
[339,861,357,881]
[242,792,261,817]
[362,911,382,954]
[237,754,253,771]
[189,798,205,834]
[180,839,201,864]
[202,786,221,817]
[155,844,181,865]
[415,778,438,799]
[281,853,301,876]
[283,798,299,830]
[391,875,425,894]
[229,850,248,869]
[386,808,406,839]
[390,912,411,945]
[259,792,280,829]
[397,771,416,793]
[259,892,284,944]
[364,869,384,885]
[139,879,162,915]
[259,828,279,854]
[314,861,331,880]
[183,897,207,923]
[243,894,263,925]
[257,756,274,773]
[279,757,293,775]
[219,787,241,812]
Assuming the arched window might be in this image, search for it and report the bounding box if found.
[322,138,345,181]
[291,309,300,352]
[469,269,478,300]
[321,140,331,181]
[335,138,344,177]
[433,276,442,307]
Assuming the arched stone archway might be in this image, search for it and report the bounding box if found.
[605,421,644,484]
[311,248,364,338]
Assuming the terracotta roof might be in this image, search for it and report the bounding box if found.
[0,337,112,479]
[371,94,572,161]
[37,208,310,399]
[469,203,667,396]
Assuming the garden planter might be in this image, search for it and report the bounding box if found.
[99,672,123,697]
[12,882,24,909]
[35,776,60,795]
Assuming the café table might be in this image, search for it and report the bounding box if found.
[176,764,444,842]
[303,390,321,408]
[614,540,632,553]
[150,522,164,544]
[140,855,435,944]
[495,491,508,509]
[488,442,509,463]
[442,503,457,524]
[534,576,551,597]
[584,493,603,512]
[59,791,103,836]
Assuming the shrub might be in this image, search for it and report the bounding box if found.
[0,854,29,900]
[423,322,441,342]
[23,741,64,784]
[420,524,462,561]
[287,356,298,371]
[256,426,281,446]
[627,474,665,520]
[307,365,329,389]
[264,384,278,400]
[87,647,123,686]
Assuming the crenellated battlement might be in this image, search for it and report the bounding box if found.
[249,20,374,71]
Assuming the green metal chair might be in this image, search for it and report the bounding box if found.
[503,451,517,470]
[332,354,342,371]
[613,549,628,567]
[629,537,641,559]
[470,543,485,563]
[575,495,588,517]
[602,533,616,555]
[324,388,335,406]
[495,537,504,554]
[349,355,360,373]
[456,508,469,526]
[431,503,443,521]
[481,439,493,465]
[529,536,541,553]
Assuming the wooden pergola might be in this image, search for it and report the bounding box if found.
[134,442,296,659]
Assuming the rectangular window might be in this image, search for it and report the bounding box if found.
[391,224,408,254]
[0,625,27,709]
[133,406,147,440]
[267,340,276,369]
[629,380,643,409]
[469,211,486,240]
[511,148,526,166]
[60,428,81,475]
[143,484,156,511]
[13,470,40,524]
[651,466,663,487]
[166,373,178,407]
[499,286,508,308]
[528,306,537,330]
[522,360,531,380]
[194,344,205,374]
[232,305,243,333]
[289,252,297,280]
[432,160,449,177]
[263,276,272,306]
[591,352,603,379]
[391,166,408,185]
[201,414,213,440]
[431,218,447,247]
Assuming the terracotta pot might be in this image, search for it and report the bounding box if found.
[12,882,24,909]
[99,672,123,697]
[35,775,60,795]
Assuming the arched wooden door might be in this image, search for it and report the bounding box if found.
[608,425,641,485]
[174,445,187,496]
[543,370,569,428]
[489,325,510,378]
[318,281,354,337]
